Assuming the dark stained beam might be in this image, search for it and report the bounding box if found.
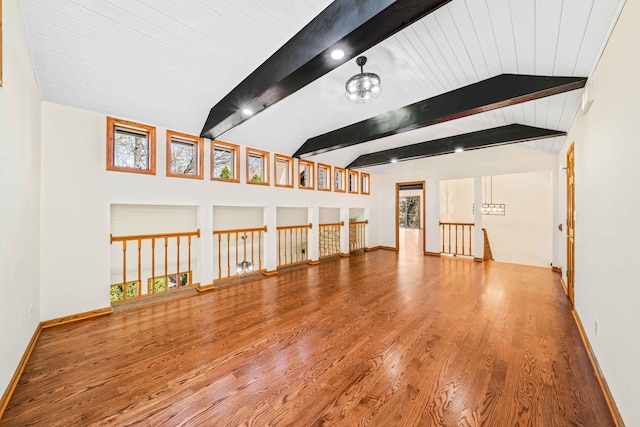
[200,0,452,139]
[294,74,585,157]
[346,124,566,169]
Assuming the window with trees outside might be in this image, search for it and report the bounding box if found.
[246,148,270,185]
[334,167,346,192]
[360,172,370,195]
[211,140,239,182]
[166,130,203,179]
[317,163,331,191]
[298,159,314,190]
[348,170,359,193]
[274,154,293,188]
[107,117,156,174]
[148,272,191,294]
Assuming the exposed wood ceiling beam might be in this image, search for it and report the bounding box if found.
[294,74,586,158]
[200,0,452,140]
[346,124,566,169]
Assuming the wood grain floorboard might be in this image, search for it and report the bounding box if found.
[1,230,614,426]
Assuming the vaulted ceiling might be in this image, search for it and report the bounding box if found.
[20,0,626,172]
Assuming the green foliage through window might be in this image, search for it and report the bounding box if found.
[110,281,139,302]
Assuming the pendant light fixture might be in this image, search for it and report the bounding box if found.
[473,176,506,215]
[345,56,381,103]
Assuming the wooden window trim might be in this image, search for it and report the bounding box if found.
[360,172,370,195]
[348,170,359,194]
[274,153,294,188]
[334,167,346,193]
[166,130,203,180]
[246,147,270,186]
[211,140,240,183]
[298,159,315,190]
[106,117,156,175]
[317,163,332,192]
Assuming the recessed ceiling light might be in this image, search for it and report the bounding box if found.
[331,49,345,60]
[455,147,464,153]
[242,108,253,116]
[390,158,398,163]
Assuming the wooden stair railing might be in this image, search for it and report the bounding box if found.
[109,229,200,303]
[482,228,494,261]
[276,223,312,268]
[213,226,267,281]
[349,220,368,252]
[439,222,473,257]
[319,221,344,258]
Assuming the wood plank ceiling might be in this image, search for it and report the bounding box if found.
[20,0,626,171]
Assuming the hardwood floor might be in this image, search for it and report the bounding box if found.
[2,232,613,426]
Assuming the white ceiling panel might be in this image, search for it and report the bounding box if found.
[19,0,626,166]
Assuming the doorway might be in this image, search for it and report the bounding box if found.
[566,144,575,305]
[395,181,425,253]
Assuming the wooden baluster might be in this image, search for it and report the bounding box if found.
[440,224,444,253]
[257,230,262,271]
[289,228,293,264]
[164,237,168,291]
[188,235,192,285]
[448,224,451,254]
[228,233,232,278]
[217,233,221,280]
[251,231,255,270]
[298,227,302,262]
[243,231,248,272]
[176,236,181,285]
[277,229,281,267]
[137,239,142,297]
[122,240,127,300]
[469,225,473,257]
[151,238,156,294]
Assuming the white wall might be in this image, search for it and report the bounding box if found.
[39,102,372,319]
[439,178,474,223]
[0,0,42,399]
[557,1,640,423]
[483,172,552,267]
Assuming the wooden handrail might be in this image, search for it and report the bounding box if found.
[319,221,344,227]
[213,226,268,235]
[110,229,200,243]
[439,221,473,226]
[349,220,369,225]
[276,223,312,230]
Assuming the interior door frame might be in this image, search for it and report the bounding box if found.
[566,143,575,305]
[395,181,426,251]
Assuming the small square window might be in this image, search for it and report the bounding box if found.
[334,167,346,193]
[348,170,359,194]
[318,164,331,191]
[298,159,314,190]
[274,154,293,188]
[247,148,270,185]
[166,130,203,179]
[360,172,370,195]
[212,140,240,182]
[107,117,156,174]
